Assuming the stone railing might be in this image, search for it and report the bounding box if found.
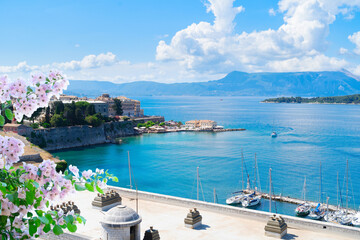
[109,186,360,238]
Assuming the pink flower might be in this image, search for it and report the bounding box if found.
[82,170,93,180]
[69,165,79,178]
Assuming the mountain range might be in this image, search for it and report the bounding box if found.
[65,70,360,97]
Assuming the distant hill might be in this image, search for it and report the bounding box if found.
[262,94,360,104]
[65,71,360,97]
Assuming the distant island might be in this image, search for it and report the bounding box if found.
[262,94,360,104]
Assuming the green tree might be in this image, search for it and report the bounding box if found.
[113,99,123,115]
[75,108,85,125]
[75,101,90,114]
[85,104,96,116]
[50,114,66,127]
[52,101,64,114]
[45,106,51,123]
[85,115,103,127]
[63,102,76,125]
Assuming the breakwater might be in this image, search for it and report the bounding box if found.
[109,186,360,238]
[24,116,164,151]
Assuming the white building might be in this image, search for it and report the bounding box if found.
[185,120,217,129]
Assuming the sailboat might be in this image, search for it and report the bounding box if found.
[226,150,248,205]
[295,177,311,216]
[338,159,354,225]
[351,212,360,227]
[241,153,261,208]
[324,172,342,223]
[308,161,326,220]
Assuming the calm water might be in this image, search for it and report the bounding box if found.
[52,96,360,215]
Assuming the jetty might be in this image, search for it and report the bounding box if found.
[243,190,357,214]
[140,128,246,134]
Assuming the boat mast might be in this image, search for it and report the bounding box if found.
[319,161,322,203]
[336,172,339,208]
[346,159,349,211]
[213,188,216,203]
[197,166,199,201]
[128,151,133,189]
[269,168,272,213]
[241,149,244,190]
[303,176,307,201]
[254,153,257,191]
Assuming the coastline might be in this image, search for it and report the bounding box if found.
[261,101,360,105]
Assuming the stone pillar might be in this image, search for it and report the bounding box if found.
[143,226,160,240]
[264,214,287,239]
[184,208,202,229]
[92,189,122,211]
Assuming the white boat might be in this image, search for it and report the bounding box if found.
[241,192,261,208]
[295,203,311,217]
[338,214,353,225]
[226,191,246,205]
[226,150,251,205]
[271,131,277,138]
[324,211,337,223]
[295,177,311,217]
[351,212,360,227]
[308,203,326,220]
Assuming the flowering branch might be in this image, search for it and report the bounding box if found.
[0,72,117,239]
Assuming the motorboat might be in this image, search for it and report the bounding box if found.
[271,131,277,138]
[226,191,246,205]
[295,202,311,217]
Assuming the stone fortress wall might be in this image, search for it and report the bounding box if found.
[24,116,165,151]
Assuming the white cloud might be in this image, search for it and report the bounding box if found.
[339,47,349,55]
[53,52,117,70]
[269,8,276,16]
[75,44,80,48]
[0,61,38,74]
[349,31,360,55]
[156,0,360,75]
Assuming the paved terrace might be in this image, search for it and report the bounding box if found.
[50,189,358,240]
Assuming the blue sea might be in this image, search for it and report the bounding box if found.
[52,96,360,216]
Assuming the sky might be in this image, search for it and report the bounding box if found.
[1,0,360,83]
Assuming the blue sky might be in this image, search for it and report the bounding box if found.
[1,0,360,83]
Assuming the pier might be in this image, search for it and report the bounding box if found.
[243,190,357,213]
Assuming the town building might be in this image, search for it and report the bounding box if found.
[185,120,217,129]
[52,94,145,118]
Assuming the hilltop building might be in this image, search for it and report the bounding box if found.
[185,120,217,129]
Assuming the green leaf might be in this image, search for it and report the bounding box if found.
[74,183,86,191]
[26,190,35,205]
[112,176,119,182]
[4,109,13,121]
[85,182,94,192]
[38,216,49,225]
[67,222,77,233]
[53,225,64,235]
[6,192,18,203]
[96,185,104,194]
[43,224,51,233]
[79,216,86,225]
[64,215,74,224]
[0,115,4,126]
[29,223,37,236]
[45,213,53,224]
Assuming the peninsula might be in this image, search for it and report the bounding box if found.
[262,94,360,104]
